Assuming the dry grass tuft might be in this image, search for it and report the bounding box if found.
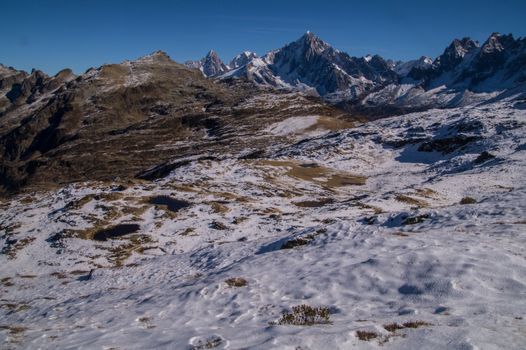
[402,320,432,328]
[225,277,248,287]
[3,237,36,259]
[209,221,228,230]
[209,201,230,214]
[255,160,366,189]
[105,234,156,266]
[414,188,437,198]
[180,227,196,236]
[383,323,405,332]
[293,198,334,208]
[460,196,477,204]
[392,232,409,237]
[402,214,430,225]
[395,194,428,208]
[356,330,379,341]
[281,235,315,249]
[276,304,331,326]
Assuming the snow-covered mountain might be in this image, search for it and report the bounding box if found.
[228,51,258,70]
[393,56,433,76]
[183,32,526,110]
[408,33,526,91]
[360,33,526,110]
[184,50,229,77]
[221,32,398,99]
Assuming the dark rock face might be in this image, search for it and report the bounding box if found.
[269,32,398,96]
[201,50,228,77]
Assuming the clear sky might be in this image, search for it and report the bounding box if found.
[2,0,526,75]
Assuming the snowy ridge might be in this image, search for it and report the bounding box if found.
[183,32,526,110]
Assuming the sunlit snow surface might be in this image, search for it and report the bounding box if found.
[1,98,525,349]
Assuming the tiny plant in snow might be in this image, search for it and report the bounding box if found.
[356,330,379,341]
[402,320,432,328]
[275,304,331,326]
[460,196,477,204]
[225,277,247,287]
[383,323,405,332]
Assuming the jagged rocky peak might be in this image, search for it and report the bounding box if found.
[395,56,433,76]
[135,50,174,64]
[271,31,333,66]
[482,33,505,53]
[479,32,518,54]
[0,63,18,75]
[270,31,334,74]
[434,37,479,69]
[54,68,76,80]
[295,31,332,56]
[185,49,228,77]
[202,50,228,76]
[229,51,257,69]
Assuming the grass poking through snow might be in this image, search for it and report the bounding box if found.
[275,304,331,326]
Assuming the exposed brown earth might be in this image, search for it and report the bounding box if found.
[0,54,360,196]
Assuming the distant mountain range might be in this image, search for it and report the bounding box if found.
[1,31,525,194]
[185,31,526,108]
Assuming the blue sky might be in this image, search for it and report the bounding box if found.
[2,0,526,75]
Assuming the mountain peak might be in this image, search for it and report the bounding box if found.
[136,50,173,64]
[431,37,479,72]
[294,31,331,55]
[448,37,479,56]
[229,51,258,69]
[206,49,219,58]
[480,32,516,54]
[184,50,228,77]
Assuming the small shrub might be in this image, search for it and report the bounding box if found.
[395,194,428,207]
[392,232,409,237]
[225,277,247,287]
[402,214,430,225]
[277,304,331,326]
[292,198,334,208]
[280,235,314,249]
[209,221,228,230]
[460,197,476,204]
[402,320,432,328]
[190,336,223,349]
[383,323,405,332]
[356,330,379,341]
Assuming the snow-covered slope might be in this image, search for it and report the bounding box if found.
[1,95,525,349]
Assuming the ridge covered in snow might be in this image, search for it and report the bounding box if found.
[184,32,526,110]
